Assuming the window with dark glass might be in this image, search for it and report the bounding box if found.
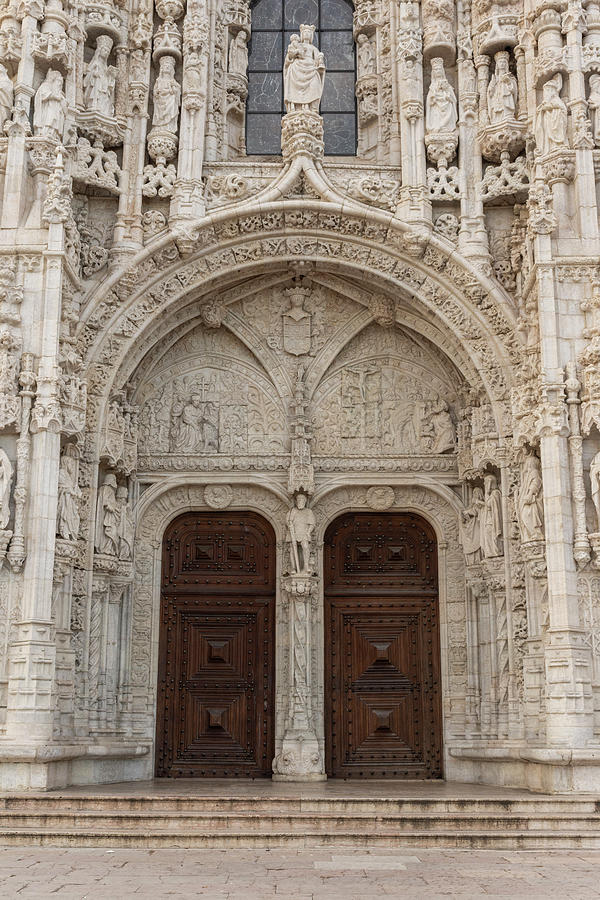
[246,0,356,156]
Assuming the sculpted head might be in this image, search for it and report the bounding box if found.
[296,492,308,509]
[299,24,315,44]
[494,50,510,74]
[96,34,113,58]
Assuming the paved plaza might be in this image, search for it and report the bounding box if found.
[1,846,600,898]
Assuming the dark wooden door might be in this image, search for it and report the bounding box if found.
[156,511,275,777]
[325,512,442,778]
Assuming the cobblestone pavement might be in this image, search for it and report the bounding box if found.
[1,846,600,898]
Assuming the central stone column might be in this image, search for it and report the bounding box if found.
[272,573,325,781]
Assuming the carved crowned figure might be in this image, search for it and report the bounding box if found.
[589,74,600,146]
[426,58,458,136]
[95,473,119,556]
[228,30,249,77]
[57,445,81,542]
[481,473,503,558]
[286,492,315,575]
[487,51,518,124]
[0,448,12,530]
[283,25,325,113]
[460,486,484,565]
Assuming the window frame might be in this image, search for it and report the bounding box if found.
[245,0,357,157]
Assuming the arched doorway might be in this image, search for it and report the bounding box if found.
[155,511,276,777]
[324,512,442,778]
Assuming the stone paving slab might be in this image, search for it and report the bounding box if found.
[1,846,600,898]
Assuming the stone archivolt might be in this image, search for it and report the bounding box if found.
[0,0,599,796]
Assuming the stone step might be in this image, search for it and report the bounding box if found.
[1,795,598,815]
[0,827,600,849]
[0,810,599,834]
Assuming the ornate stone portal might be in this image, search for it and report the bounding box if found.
[0,0,599,795]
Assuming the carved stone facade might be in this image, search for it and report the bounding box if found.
[0,0,599,795]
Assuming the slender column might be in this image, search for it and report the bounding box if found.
[272,574,325,782]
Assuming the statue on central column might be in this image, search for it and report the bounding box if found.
[283,25,325,113]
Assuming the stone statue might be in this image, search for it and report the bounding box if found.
[95,472,119,555]
[116,485,134,560]
[286,492,315,575]
[228,30,248,77]
[487,51,518,124]
[481,473,503,558]
[283,25,325,113]
[83,35,116,118]
[152,55,181,133]
[428,398,456,453]
[425,58,457,135]
[535,73,568,156]
[33,69,67,139]
[357,34,376,78]
[57,445,81,541]
[590,450,600,531]
[0,64,13,130]
[0,448,12,530]
[518,451,544,543]
[460,486,484,565]
[589,74,600,146]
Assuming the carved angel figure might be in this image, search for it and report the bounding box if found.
[57,445,81,541]
[518,450,544,542]
[152,55,181,133]
[535,73,568,156]
[283,25,325,113]
[487,51,518,124]
[286,492,315,575]
[481,473,503,558]
[0,64,13,130]
[0,448,12,530]
[83,35,116,118]
[95,473,119,555]
[33,69,67,139]
[425,58,457,135]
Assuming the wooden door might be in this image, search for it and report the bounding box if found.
[325,512,442,778]
[156,511,275,778]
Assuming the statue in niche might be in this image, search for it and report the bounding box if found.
[518,450,544,542]
[283,25,325,113]
[357,34,376,77]
[0,449,12,530]
[481,473,503,558]
[425,58,457,135]
[460,486,484,565]
[0,64,13,129]
[95,472,119,556]
[152,55,181,133]
[83,35,116,118]
[590,449,600,531]
[487,51,518,124]
[535,73,568,156]
[116,485,134,560]
[426,398,456,453]
[228,30,248,77]
[57,445,81,541]
[171,393,218,453]
[589,74,600,145]
[286,492,315,575]
[33,69,67,139]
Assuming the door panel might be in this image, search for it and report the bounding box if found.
[156,512,275,778]
[325,512,442,778]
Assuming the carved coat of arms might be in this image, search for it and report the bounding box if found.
[282,285,312,356]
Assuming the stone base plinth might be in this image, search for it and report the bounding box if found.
[0,742,152,791]
[448,744,600,793]
[272,734,325,782]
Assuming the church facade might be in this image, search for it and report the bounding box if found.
[0,0,600,793]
